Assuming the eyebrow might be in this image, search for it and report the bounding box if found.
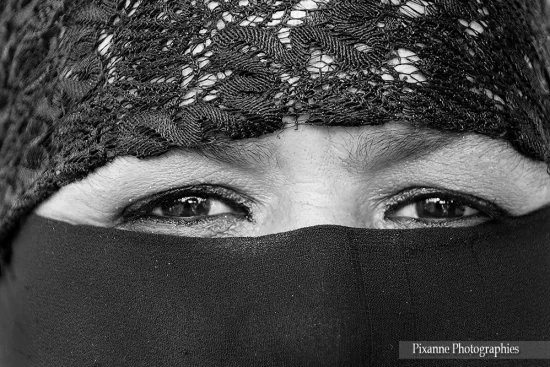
[184,134,278,168]
[343,126,461,172]
[185,124,461,172]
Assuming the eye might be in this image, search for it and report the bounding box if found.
[150,196,236,219]
[384,187,508,227]
[120,185,252,225]
[391,197,480,220]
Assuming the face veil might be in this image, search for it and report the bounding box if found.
[0,0,550,366]
[0,209,549,366]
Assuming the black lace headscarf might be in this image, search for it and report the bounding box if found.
[1,0,550,269]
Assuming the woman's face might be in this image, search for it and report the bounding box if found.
[35,122,550,237]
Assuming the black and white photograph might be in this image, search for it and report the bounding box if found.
[0,0,549,365]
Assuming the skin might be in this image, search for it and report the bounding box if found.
[35,122,550,237]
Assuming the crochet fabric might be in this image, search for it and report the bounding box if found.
[1,0,550,264]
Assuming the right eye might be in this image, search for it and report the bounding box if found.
[120,184,252,227]
[150,195,241,219]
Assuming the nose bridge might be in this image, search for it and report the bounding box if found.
[272,129,363,230]
[273,174,362,231]
[290,191,359,228]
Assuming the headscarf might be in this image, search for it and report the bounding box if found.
[0,1,549,365]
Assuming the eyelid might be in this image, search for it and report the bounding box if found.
[119,184,254,223]
[383,186,510,220]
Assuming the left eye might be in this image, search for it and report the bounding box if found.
[391,197,481,221]
[150,196,235,218]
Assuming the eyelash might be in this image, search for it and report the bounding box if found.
[120,185,254,226]
[119,185,509,230]
[383,187,509,223]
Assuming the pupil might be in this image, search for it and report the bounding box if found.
[415,198,466,219]
[162,197,211,217]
